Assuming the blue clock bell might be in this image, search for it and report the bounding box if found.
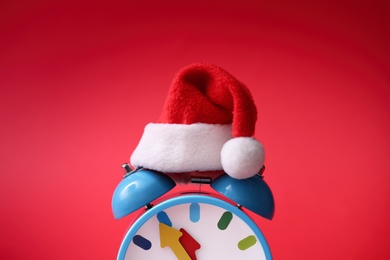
[112,63,275,260]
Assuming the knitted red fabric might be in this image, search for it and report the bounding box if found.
[158,63,258,138]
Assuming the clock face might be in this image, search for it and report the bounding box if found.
[118,195,271,260]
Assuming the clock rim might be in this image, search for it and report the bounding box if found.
[117,194,272,260]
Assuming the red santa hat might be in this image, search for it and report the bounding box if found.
[130,63,265,179]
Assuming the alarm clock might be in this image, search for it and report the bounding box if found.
[112,165,275,260]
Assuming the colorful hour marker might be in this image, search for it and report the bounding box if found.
[157,211,172,227]
[133,235,152,250]
[189,203,200,223]
[217,211,233,230]
[238,235,257,250]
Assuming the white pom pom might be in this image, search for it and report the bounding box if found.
[221,137,265,179]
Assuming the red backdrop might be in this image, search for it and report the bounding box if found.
[1,0,389,259]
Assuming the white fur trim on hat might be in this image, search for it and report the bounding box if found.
[221,137,265,179]
[130,123,232,173]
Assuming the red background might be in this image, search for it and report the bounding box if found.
[1,0,389,259]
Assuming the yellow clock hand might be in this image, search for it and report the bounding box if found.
[159,223,192,260]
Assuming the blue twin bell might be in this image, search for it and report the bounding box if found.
[211,173,274,220]
[112,166,274,220]
[112,167,176,219]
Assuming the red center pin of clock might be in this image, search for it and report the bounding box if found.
[112,64,275,260]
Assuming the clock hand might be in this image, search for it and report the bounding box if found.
[179,228,201,260]
[159,223,192,260]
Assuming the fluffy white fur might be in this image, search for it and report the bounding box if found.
[221,137,265,179]
[130,123,233,173]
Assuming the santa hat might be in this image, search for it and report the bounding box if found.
[130,63,265,179]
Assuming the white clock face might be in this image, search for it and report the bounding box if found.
[119,195,271,260]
